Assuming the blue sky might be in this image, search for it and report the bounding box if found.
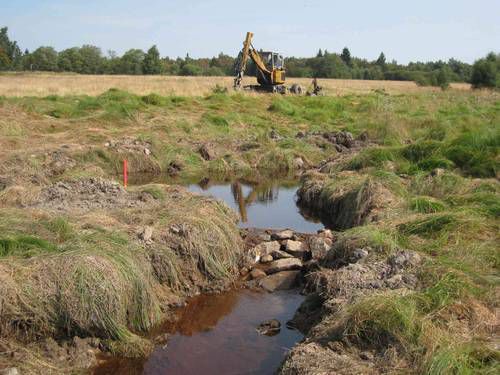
[1,0,499,63]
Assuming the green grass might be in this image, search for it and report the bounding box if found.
[295,91,498,373]
[398,214,457,236]
[4,89,498,182]
[140,185,165,200]
[0,235,58,258]
[410,196,447,213]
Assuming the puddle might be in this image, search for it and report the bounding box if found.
[94,289,305,375]
[129,174,324,232]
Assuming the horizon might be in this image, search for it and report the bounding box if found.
[1,0,499,64]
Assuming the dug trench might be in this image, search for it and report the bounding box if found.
[0,170,431,375]
[89,177,340,375]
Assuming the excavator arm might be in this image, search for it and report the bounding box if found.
[234,32,272,89]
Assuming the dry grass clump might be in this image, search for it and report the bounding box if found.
[145,190,242,288]
[334,285,498,374]
[0,248,159,342]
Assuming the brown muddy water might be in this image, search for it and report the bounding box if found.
[94,289,305,375]
[129,174,324,233]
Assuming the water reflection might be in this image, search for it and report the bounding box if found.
[189,178,323,232]
[230,182,277,222]
[127,173,324,232]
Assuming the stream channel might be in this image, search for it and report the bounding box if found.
[94,176,326,374]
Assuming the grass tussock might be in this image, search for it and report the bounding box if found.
[338,268,497,374]
[410,196,447,214]
[0,185,243,356]
[298,172,400,230]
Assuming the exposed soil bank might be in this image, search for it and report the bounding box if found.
[296,171,399,230]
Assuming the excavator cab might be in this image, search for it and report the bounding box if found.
[260,52,284,70]
[256,51,286,87]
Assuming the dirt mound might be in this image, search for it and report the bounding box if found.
[280,341,375,375]
[35,177,153,211]
[104,137,152,155]
[44,149,77,177]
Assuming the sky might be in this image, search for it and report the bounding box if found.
[1,0,499,64]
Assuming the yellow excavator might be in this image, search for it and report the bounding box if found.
[234,32,302,94]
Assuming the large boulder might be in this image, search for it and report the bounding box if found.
[247,241,281,263]
[266,258,303,274]
[271,230,294,240]
[308,236,332,260]
[271,249,294,260]
[284,240,309,259]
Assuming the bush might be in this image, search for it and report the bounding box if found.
[470,53,499,88]
[180,63,202,76]
[436,68,450,90]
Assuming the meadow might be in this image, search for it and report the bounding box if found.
[0,72,471,97]
[0,80,498,374]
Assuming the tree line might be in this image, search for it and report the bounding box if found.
[1,27,498,88]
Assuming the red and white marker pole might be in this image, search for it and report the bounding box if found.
[123,159,128,188]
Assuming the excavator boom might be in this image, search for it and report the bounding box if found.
[234,32,254,89]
